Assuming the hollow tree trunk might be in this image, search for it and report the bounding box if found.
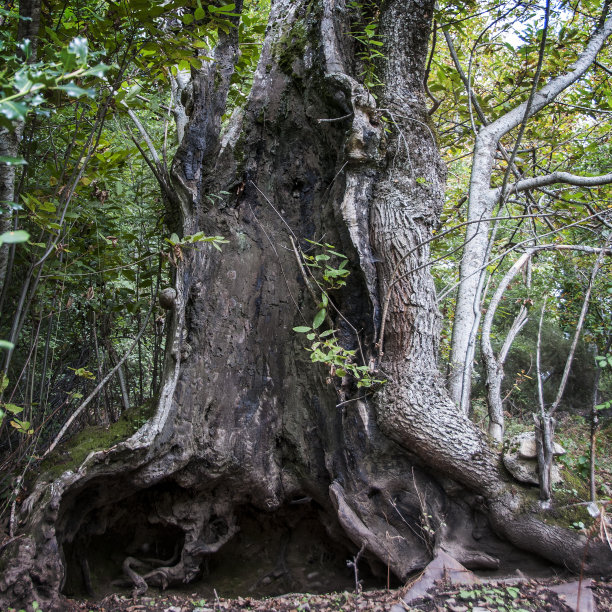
[1,1,610,609]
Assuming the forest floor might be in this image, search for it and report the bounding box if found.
[65,577,612,612]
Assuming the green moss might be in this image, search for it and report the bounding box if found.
[274,17,312,77]
[517,485,541,512]
[38,401,155,480]
[547,480,593,530]
[512,479,593,532]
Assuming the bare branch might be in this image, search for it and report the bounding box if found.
[486,12,612,141]
[549,245,608,415]
[536,300,547,416]
[127,109,162,167]
[595,59,612,75]
[481,251,532,441]
[499,171,612,198]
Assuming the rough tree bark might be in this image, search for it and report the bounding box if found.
[1,1,610,609]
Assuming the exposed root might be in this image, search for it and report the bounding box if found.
[192,524,240,556]
[121,557,149,597]
[113,542,182,595]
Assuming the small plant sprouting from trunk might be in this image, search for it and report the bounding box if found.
[292,240,385,389]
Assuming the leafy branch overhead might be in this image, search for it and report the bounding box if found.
[0,36,110,131]
[165,232,229,263]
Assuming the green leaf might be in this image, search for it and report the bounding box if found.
[0,230,30,245]
[506,586,520,598]
[182,13,194,25]
[55,83,95,98]
[292,326,311,333]
[18,39,32,60]
[82,63,110,78]
[194,6,206,20]
[10,418,30,430]
[4,403,23,414]
[0,100,28,122]
[306,333,316,341]
[319,329,336,338]
[304,238,324,247]
[209,3,236,13]
[312,308,326,329]
[0,155,27,166]
[68,36,89,65]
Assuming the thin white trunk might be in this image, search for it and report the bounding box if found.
[448,12,612,410]
[481,251,532,442]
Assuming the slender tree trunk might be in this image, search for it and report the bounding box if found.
[481,252,532,442]
[0,0,41,291]
[447,9,612,412]
[1,2,610,609]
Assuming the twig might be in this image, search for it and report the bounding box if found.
[336,395,367,408]
[347,542,366,593]
[317,113,353,123]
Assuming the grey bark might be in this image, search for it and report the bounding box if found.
[1,2,610,610]
[169,70,191,146]
[481,252,532,443]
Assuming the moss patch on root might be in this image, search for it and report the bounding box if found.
[37,401,155,480]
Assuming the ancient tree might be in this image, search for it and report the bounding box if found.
[1,1,610,609]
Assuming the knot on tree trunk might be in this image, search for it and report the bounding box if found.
[159,287,177,310]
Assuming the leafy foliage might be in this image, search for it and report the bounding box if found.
[294,242,385,389]
[348,0,386,93]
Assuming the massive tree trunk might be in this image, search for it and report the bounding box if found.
[1,1,610,609]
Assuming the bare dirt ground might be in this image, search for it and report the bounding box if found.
[61,578,611,611]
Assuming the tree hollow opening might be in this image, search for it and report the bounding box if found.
[61,482,187,598]
[60,482,395,599]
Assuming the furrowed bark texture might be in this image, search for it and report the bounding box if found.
[1,1,610,609]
